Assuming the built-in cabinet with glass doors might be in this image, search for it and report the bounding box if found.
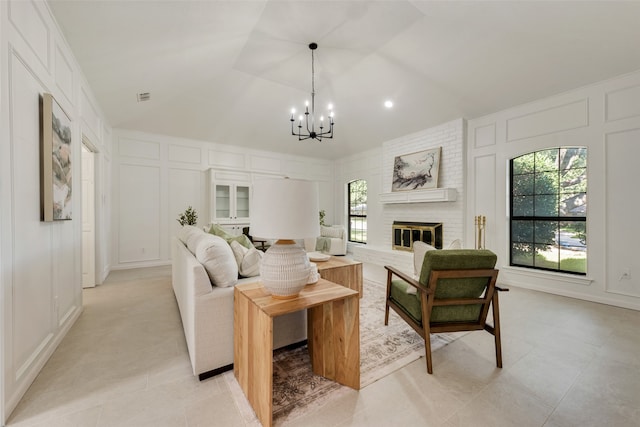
[209,170,251,236]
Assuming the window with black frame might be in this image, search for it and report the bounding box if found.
[348,179,367,243]
[510,147,587,274]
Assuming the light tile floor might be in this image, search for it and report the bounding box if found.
[6,263,640,426]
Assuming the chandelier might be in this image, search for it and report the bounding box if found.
[290,43,334,141]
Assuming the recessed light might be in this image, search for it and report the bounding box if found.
[384,100,393,108]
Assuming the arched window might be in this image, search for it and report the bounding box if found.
[348,179,367,243]
[510,148,587,274]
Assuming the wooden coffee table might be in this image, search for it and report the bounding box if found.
[315,256,363,297]
[234,279,360,427]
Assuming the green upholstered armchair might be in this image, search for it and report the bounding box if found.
[384,249,507,374]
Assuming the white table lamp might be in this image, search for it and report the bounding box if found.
[251,178,320,298]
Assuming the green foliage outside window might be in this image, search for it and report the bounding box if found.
[348,179,367,243]
[510,148,587,274]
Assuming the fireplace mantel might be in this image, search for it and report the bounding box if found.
[379,188,457,204]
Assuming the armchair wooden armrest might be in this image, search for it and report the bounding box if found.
[384,265,432,295]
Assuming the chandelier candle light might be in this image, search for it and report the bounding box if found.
[290,43,334,141]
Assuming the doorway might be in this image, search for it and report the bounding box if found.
[81,140,96,288]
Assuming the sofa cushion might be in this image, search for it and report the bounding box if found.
[195,234,238,287]
[230,240,262,277]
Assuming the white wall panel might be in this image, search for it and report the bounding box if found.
[119,137,160,160]
[250,155,281,173]
[168,144,201,164]
[474,123,496,148]
[8,0,50,71]
[168,168,204,237]
[118,165,161,263]
[473,154,497,249]
[2,3,108,422]
[10,54,54,381]
[506,99,588,142]
[605,85,640,122]
[80,87,101,141]
[208,150,244,169]
[284,160,331,180]
[54,45,73,106]
[605,129,640,297]
[54,222,78,327]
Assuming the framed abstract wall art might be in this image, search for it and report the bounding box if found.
[392,147,441,192]
[40,93,72,221]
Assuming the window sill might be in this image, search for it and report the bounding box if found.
[501,266,593,286]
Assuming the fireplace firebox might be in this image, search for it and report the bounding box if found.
[392,221,443,251]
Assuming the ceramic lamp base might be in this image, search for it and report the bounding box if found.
[260,240,311,298]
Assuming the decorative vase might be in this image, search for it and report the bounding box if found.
[260,240,312,299]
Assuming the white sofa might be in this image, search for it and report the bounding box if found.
[315,225,348,255]
[171,228,307,379]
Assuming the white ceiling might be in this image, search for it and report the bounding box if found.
[49,0,640,160]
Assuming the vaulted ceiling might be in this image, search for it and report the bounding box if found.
[49,1,640,160]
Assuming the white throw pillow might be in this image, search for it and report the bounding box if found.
[413,241,437,277]
[240,248,263,277]
[186,231,207,255]
[178,225,201,246]
[321,225,343,239]
[230,240,262,277]
[195,234,238,288]
[448,239,462,249]
[230,239,249,266]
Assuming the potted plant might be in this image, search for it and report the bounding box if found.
[177,206,198,226]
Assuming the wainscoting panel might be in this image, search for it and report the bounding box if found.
[473,154,497,249]
[8,0,50,71]
[474,123,496,148]
[169,168,204,238]
[54,45,74,106]
[506,99,588,142]
[119,137,161,160]
[605,128,640,298]
[250,155,282,173]
[605,85,640,123]
[118,164,161,263]
[53,221,78,328]
[80,87,102,141]
[10,52,55,384]
[208,150,245,169]
[168,144,201,164]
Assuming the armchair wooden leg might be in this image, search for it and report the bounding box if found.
[384,269,392,326]
[384,303,390,326]
[424,331,433,374]
[492,292,503,368]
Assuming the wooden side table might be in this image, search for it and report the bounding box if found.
[316,256,363,297]
[234,279,360,427]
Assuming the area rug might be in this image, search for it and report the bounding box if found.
[224,277,462,426]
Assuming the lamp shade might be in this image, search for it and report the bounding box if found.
[251,178,320,240]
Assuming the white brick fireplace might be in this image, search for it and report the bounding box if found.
[347,118,466,275]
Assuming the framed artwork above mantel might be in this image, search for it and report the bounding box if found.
[392,147,441,192]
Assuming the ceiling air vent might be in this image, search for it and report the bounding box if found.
[137,92,151,102]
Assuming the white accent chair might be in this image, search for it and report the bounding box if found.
[315,225,347,255]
